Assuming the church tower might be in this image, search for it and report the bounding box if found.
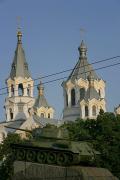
[5,30,35,121]
[62,40,106,121]
[33,81,54,119]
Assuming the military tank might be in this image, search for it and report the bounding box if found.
[11,125,100,166]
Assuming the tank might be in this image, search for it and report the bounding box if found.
[11,125,100,166]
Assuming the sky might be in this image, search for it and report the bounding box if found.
[0,0,120,121]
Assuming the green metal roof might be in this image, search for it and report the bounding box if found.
[34,94,49,108]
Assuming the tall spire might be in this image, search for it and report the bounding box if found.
[9,30,31,79]
[5,29,35,122]
[34,81,49,108]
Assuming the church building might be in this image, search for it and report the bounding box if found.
[5,30,35,121]
[62,40,106,121]
[0,30,56,142]
[0,30,108,142]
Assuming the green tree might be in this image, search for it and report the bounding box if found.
[93,112,120,178]
[63,119,92,141]
[0,133,22,180]
[63,112,120,179]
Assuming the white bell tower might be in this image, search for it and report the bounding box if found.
[5,30,35,121]
[62,40,106,121]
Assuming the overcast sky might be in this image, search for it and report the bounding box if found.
[0,0,120,121]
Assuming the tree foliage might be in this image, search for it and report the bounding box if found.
[0,113,120,179]
[63,112,120,179]
[0,133,22,180]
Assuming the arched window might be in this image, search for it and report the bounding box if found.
[34,111,37,115]
[99,89,101,97]
[41,113,44,118]
[71,89,75,106]
[18,83,24,96]
[85,106,88,117]
[28,108,31,115]
[92,105,96,116]
[66,91,68,107]
[80,88,85,100]
[10,108,13,120]
[48,113,50,118]
[27,84,31,96]
[11,84,14,96]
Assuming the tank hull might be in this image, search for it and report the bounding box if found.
[12,143,93,166]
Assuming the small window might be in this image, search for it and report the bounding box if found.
[34,112,37,115]
[92,105,96,116]
[48,113,50,118]
[41,113,44,118]
[66,91,68,106]
[85,106,88,117]
[99,89,101,96]
[18,83,24,96]
[11,85,14,96]
[27,84,31,96]
[10,108,13,120]
[71,89,75,106]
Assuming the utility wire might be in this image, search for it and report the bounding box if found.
[33,55,120,81]
[43,61,120,85]
[0,55,120,92]
[0,61,120,97]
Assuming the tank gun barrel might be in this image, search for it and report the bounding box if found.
[4,126,32,133]
[4,126,68,140]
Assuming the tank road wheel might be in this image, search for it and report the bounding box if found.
[12,148,17,161]
[47,152,56,164]
[17,149,26,161]
[26,150,36,162]
[37,152,47,164]
[57,153,67,166]
[67,153,74,165]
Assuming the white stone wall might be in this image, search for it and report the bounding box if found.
[5,77,35,122]
[62,78,106,121]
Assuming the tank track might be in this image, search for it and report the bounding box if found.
[12,144,79,166]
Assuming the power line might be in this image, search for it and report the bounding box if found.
[42,61,120,85]
[0,61,120,97]
[34,55,120,81]
[0,55,120,92]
